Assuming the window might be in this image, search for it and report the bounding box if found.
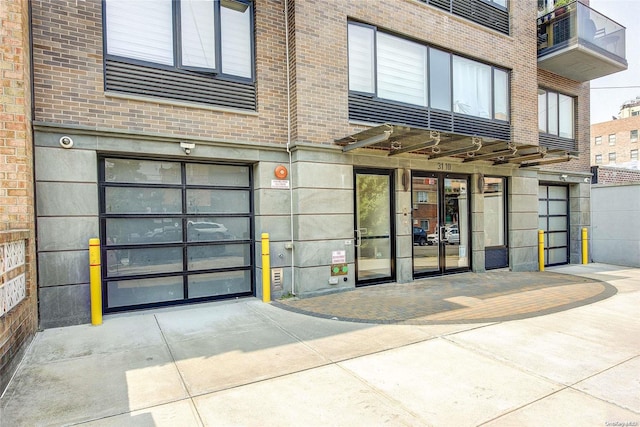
[453,56,491,118]
[347,22,509,120]
[631,130,638,143]
[594,136,602,145]
[632,111,640,117]
[429,48,451,111]
[538,89,574,139]
[609,152,616,163]
[416,191,428,203]
[483,0,507,7]
[105,0,253,80]
[377,32,428,106]
[609,134,616,146]
[348,24,375,94]
[420,220,430,231]
[595,154,602,164]
[631,149,639,161]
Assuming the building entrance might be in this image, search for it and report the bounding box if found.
[354,169,395,286]
[412,173,470,276]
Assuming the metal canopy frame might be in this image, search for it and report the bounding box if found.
[335,124,576,166]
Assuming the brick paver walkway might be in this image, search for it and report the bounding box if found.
[273,271,617,324]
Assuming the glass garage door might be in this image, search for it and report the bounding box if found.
[538,184,569,266]
[100,158,253,312]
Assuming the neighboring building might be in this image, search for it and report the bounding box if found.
[618,96,640,119]
[24,0,626,330]
[0,0,38,393]
[591,102,640,168]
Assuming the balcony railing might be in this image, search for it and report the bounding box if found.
[537,1,627,82]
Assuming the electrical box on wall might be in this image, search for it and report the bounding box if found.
[328,277,339,285]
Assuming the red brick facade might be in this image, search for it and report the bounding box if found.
[0,0,38,393]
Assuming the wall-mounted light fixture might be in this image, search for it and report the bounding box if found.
[477,173,485,194]
[560,174,568,181]
[402,169,410,192]
[180,141,195,155]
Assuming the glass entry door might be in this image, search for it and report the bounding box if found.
[412,173,470,276]
[354,169,395,285]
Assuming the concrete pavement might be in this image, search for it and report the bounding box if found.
[1,263,639,426]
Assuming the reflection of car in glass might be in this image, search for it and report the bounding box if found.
[413,227,427,246]
[187,221,232,241]
[427,230,439,245]
[140,225,181,243]
[444,224,459,245]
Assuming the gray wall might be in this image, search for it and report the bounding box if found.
[35,126,589,327]
[591,184,640,267]
[35,144,98,327]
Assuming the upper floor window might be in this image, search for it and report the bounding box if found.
[348,22,510,121]
[594,136,602,145]
[105,0,253,80]
[631,149,639,161]
[609,152,616,163]
[632,111,640,117]
[416,191,428,203]
[595,154,602,164]
[631,130,638,142]
[484,0,507,7]
[538,88,574,139]
[609,134,616,145]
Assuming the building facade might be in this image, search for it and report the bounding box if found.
[591,103,640,168]
[0,0,38,393]
[27,0,626,328]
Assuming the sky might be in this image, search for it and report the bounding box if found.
[589,0,640,124]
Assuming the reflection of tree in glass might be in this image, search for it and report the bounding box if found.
[357,175,389,235]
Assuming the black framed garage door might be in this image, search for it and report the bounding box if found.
[538,184,569,266]
[99,157,254,312]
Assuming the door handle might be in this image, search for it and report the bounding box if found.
[354,228,367,247]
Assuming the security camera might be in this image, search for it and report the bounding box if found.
[59,136,74,148]
[180,141,195,155]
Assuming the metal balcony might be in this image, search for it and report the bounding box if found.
[537,1,627,82]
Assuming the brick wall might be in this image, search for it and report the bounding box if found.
[291,0,540,146]
[31,0,574,154]
[591,116,640,165]
[0,0,38,394]
[593,165,640,184]
[31,0,289,143]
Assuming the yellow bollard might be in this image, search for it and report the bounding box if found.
[538,230,545,272]
[261,233,271,303]
[89,238,102,325]
[582,227,588,264]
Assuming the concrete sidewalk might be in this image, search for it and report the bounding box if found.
[1,263,639,426]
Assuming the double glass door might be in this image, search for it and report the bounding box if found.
[412,173,470,276]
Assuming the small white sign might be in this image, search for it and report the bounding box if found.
[271,179,290,189]
[332,250,346,264]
